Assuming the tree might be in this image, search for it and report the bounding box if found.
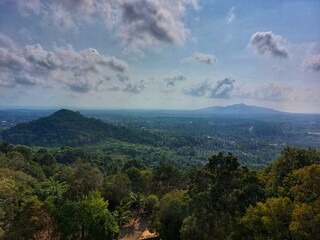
[150,190,189,240]
[56,191,119,240]
[241,197,293,240]
[290,164,320,203]
[290,201,320,240]
[0,177,18,237]
[152,161,182,196]
[145,194,159,216]
[66,162,103,200]
[103,173,131,209]
[267,147,320,195]
[7,196,52,240]
[184,153,265,239]
[33,178,68,203]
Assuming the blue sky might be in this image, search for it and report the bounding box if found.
[0,0,319,112]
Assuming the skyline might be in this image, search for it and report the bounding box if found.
[0,0,319,113]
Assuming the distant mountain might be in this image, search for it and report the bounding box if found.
[1,109,160,147]
[196,103,283,115]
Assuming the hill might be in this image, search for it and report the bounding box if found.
[196,103,283,115]
[1,109,160,147]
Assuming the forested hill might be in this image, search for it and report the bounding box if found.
[196,103,283,115]
[1,109,160,147]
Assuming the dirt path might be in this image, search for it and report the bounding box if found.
[119,216,148,240]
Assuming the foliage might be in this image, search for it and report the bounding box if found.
[0,141,319,240]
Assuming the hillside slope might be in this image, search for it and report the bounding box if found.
[1,109,160,147]
[196,103,283,115]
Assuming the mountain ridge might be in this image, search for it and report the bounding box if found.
[1,109,160,147]
[195,103,284,115]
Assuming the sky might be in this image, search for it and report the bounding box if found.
[0,0,319,113]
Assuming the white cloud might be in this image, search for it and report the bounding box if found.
[249,31,289,58]
[0,35,131,93]
[236,84,292,101]
[116,0,196,50]
[164,72,186,87]
[183,52,218,65]
[7,0,198,50]
[226,7,235,24]
[303,54,320,72]
[123,80,146,94]
[183,77,235,98]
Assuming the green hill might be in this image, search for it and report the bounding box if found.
[1,109,160,147]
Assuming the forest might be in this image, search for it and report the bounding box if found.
[0,109,320,239]
[0,142,319,240]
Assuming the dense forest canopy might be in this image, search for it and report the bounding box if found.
[0,141,319,240]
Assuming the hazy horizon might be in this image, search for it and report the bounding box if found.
[0,0,319,113]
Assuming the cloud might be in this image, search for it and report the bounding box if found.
[183,81,210,97]
[209,78,235,98]
[303,54,320,72]
[116,0,197,50]
[123,80,146,94]
[194,53,218,64]
[6,0,198,50]
[117,73,130,82]
[183,77,235,98]
[0,33,17,49]
[236,84,292,101]
[183,52,218,65]
[0,36,131,93]
[226,7,235,23]
[249,31,289,58]
[56,0,96,16]
[44,5,76,30]
[0,47,28,70]
[23,44,60,70]
[164,72,186,87]
[15,0,42,16]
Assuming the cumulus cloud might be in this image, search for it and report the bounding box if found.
[116,0,196,50]
[0,47,28,70]
[303,54,320,72]
[194,53,218,64]
[15,0,42,16]
[235,84,293,101]
[6,0,198,50]
[249,31,289,58]
[0,33,17,49]
[209,78,235,98]
[164,72,186,87]
[23,44,60,70]
[183,77,235,98]
[183,81,210,97]
[226,7,235,23]
[183,52,218,65]
[123,80,146,94]
[44,6,76,30]
[0,35,131,93]
[117,73,130,82]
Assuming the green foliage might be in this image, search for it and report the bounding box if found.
[184,153,265,239]
[290,164,320,203]
[103,173,132,209]
[152,161,183,196]
[290,201,320,240]
[150,190,189,240]
[0,142,319,240]
[241,197,293,240]
[267,147,320,195]
[56,191,119,240]
[145,194,159,215]
[8,196,52,240]
[1,109,161,147]
[33,178,68,203]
